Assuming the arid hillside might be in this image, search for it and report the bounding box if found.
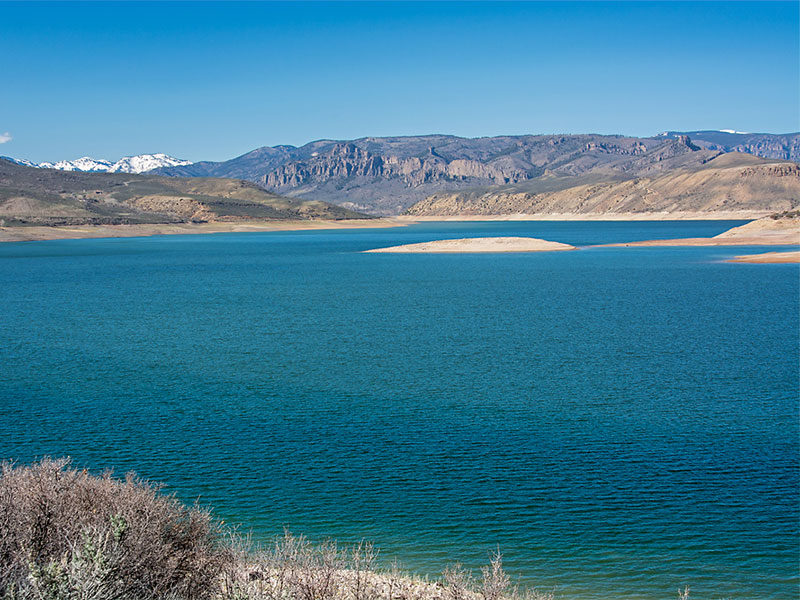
[0,159,365,226]
[406,153,800,217]
[151,133,725,214]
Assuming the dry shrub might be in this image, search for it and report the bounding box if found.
[0,458,230,600]
[0,459,558,600]
[222,532,553,600]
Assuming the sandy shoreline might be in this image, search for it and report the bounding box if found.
[598,216,799,248]
[365,236,575,253]
[0,212,794,246]
[599,234,800,247]
[726,251,800,264]
[395,211,771,222]
[0,218,410,243]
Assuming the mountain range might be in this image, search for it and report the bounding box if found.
[2,153,192,174]
[657,130,799,160]
[4,130,798,217]
[148,131,799,214]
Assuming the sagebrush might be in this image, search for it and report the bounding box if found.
[0,459,559,600]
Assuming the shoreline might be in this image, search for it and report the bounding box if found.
[726,250,800,264]
[0,211,770,244]
[395,210,771,222]
[365,236,576,253]
[0,218,410,243]
[597,235,800,247]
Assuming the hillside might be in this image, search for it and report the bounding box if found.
[405,153,800,217]
[0,158,364,227]
[150,133,725,214]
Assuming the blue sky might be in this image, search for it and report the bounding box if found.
[1,1,797,162]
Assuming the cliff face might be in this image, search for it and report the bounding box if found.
[259,142,530,190]
[152,134,721,214]
[405,154,800,217]
[658,131,800,161]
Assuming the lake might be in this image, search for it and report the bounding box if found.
[0,220,797,599]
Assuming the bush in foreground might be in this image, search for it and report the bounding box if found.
[0,459,558,600]
[0,458,229,600]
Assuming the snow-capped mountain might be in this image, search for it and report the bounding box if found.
[2,153,192,174]
[107,154,193,173]
[39,157,114,172]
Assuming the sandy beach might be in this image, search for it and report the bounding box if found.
[365,236,575,253]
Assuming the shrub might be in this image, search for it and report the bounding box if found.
[0,459,562,600]
[0,458,230,600]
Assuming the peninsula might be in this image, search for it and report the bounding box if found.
[600,212,800,248]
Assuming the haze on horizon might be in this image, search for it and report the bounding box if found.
[1,1,797,163]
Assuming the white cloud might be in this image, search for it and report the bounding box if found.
[0,132,11,144]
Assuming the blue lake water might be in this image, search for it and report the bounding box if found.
[0,221,797,599]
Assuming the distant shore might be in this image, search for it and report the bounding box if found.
[0,211,791,244]
[394,211,772,222]
[0,218,409,243]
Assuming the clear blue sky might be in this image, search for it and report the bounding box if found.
[1,1,797,162]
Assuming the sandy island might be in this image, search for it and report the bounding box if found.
[726,251,800,264]
[364,236,575,253]
[0,218,410,243]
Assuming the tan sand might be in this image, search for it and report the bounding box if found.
[365,236,575,253]
[598,215,800,248]
[0,218,409,243]
[394,210,772,222]
[726,251,800,264]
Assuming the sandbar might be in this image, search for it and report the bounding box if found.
[365,236,575,253]
[726,251,800,264]
[598,216,800,248]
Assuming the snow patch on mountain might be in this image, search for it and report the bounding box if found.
[107,154,193,173]
[2,153,192,174]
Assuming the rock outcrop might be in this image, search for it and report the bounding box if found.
[406,154,800,217]
[151,134,727,214]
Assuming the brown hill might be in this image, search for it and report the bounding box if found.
[405,153,800,217]
[0,158,365,227]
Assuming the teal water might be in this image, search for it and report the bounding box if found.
[1,221,798,600]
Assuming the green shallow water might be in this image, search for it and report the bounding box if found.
[0,221,797,599]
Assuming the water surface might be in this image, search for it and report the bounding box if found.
[1,221,797,599]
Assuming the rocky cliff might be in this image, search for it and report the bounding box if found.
[658,131,800,161]
[152,134,725,214]
[405,153,800,217]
